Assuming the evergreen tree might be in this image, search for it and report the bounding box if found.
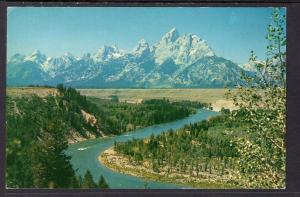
[98,175,109,189]
[82,170,97,189]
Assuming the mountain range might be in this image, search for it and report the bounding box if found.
[7,28,254,88]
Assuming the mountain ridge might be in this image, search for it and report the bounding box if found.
[7,28,251,88]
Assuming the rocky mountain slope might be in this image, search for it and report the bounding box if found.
[7,28,251,88]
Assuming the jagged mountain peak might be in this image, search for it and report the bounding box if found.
[7,28,251,88]
[177,33,208,47]
[137,39,148,47]
[24,49,47,64]
[134,39,149,50]
[100,45,123,53]
[181,34,203,43]
[62,53,77,63]
[32,49,42,55]
[154,28,215,65]
[41,52,77,74]
[161,28,180,43]
[132,39,151,57]
[94,44,125,61]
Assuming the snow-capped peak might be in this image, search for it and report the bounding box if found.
[161,28,179,43]
[8,27,248,88]
[41,52,77,73]
[24,50,47,64]
[132,39,151,57]
[93,45,125,62]
[154,28,215,65]
[62,53,76,62]
[32,49,42,55]
[135,39,149,49]
[176,33,215,64]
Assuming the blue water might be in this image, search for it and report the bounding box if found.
[66,109,219,189]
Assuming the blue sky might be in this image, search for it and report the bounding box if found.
[7,7,285,64]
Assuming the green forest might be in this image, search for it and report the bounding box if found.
[88,96,207,135]
[6,85,202,188]
[114,109,246,187]
[6,87,103,188]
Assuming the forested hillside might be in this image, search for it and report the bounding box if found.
[6,88,108,188]
[6,85,204,188]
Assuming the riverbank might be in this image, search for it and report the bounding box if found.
[99,147,236,189]
[67,109,219,188]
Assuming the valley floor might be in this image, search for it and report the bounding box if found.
[78,88,236,111]
[7,88,236,111]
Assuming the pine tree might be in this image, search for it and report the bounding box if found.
[98,175,109,189]
[82,170,97,188]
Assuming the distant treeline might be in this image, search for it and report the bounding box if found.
[89,97,208,135]
[27,84,56,88]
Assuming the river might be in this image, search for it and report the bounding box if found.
[66,109,219,189]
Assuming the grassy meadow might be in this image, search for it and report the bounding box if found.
[6,87,235,111]
[77,88,227,102]
[6,87,57,97]
[78,88,235,111]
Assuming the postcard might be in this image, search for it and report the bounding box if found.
[6,7,286,189]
